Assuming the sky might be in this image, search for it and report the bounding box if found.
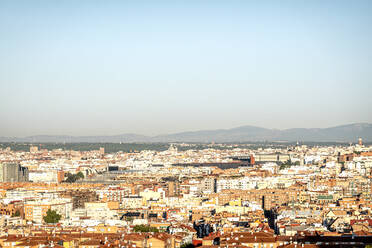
[0,0,371,137]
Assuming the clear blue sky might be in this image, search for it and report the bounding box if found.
[1,0,371,136]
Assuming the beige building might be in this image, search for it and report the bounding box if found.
[24,198,73,223]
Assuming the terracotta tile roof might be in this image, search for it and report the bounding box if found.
[79,239,101,245]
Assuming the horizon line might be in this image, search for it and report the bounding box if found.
[1,122,370,138]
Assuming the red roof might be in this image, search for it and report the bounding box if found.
[350,219,372,226]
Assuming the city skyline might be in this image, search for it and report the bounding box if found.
[1,1,372,136]
[1,1,372,246]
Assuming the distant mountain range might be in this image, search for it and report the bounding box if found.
[1,123,371,143]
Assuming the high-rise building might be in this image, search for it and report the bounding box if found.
[168,181,180,197]
[0,163,29,182]
[201,177,217,194]
[358,138,363,146]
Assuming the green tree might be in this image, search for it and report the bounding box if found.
[12,209,20,217]
[181,243,194,248]
[65,172,84,183]
[43,209,61,224]
[133,224,159,233]
[65,174,76,183]
[76,171,84,179]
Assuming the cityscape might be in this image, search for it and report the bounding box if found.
[0,138,372,247]
[1,1,372,248]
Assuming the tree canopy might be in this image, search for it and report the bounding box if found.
[12,209,20,217]
[133,224,159,233]
[181,244,194,248]
[43,209,61,224]
[65,172,84,183]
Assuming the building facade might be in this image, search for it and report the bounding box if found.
[0,163,29,182]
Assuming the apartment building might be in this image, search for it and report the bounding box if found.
[0,163,29,182]
[24,198,73,223]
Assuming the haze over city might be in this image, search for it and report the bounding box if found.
[1,0,372,137]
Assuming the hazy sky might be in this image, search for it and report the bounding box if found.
[1,1,371,136]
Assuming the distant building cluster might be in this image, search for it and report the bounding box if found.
[0,138,371,247]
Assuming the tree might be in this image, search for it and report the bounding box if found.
[65,174,77,183]
[65,172,84,183]
[181,244,194,248]
[12,209,20,217]
[76,171,84,179]
[43,209,61,224]
[133,224,159,233]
